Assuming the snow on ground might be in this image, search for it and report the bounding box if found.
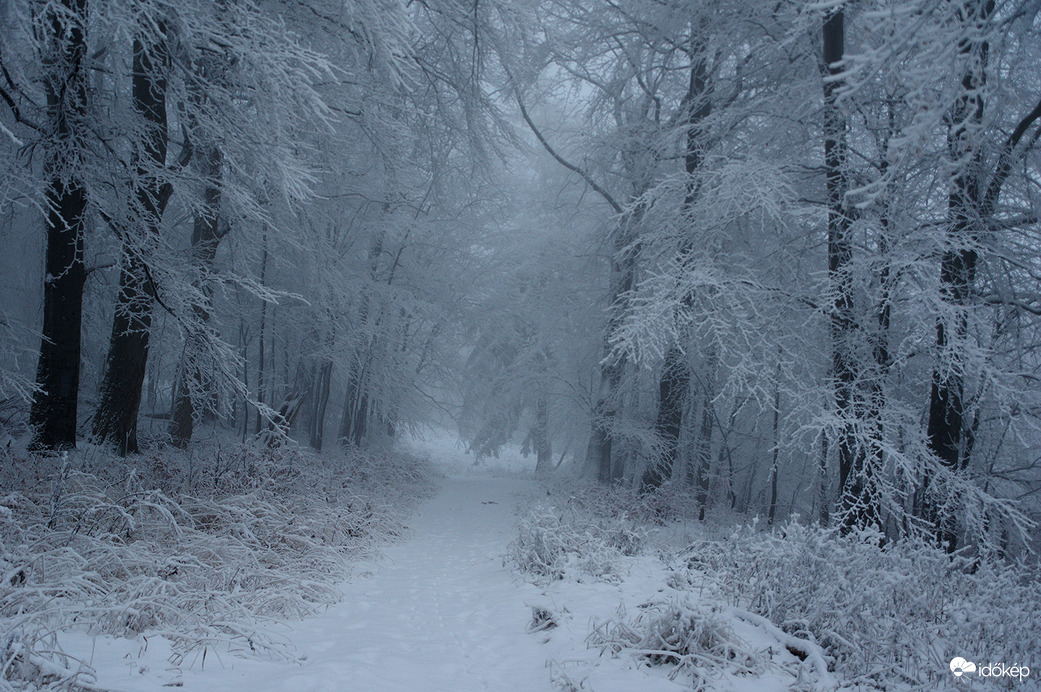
[56,433,807,691]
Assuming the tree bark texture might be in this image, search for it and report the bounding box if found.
[170,145,224,447]
[822,9,880,533]
[92,30,172,455]
[29,0,90,450]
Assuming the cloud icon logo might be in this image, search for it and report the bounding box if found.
[950,657,977,676]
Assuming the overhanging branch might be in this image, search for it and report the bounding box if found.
[510,79,622,215]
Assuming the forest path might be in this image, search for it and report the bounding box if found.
[170,470,691,692]
[77,447,780,692]
[179,475,561,691]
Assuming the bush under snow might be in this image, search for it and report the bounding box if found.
[513,478,1041,690]
[588,600,767,691]
[685,521,1041,689]
[508,490,644,583]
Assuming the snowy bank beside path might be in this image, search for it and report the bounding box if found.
[0,445,428,691]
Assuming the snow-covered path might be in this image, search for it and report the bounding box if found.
[41,433,935,691]
[75,465,784,692]
[311,477,549,691]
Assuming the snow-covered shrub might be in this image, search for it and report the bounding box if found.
[508,503,644,582]
[0,442,432,688]
[688,522,1041,687]
[0,626,99,691]
[588,601,764,690]
[556,479,700,528]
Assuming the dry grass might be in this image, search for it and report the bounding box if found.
[0,441,433,690]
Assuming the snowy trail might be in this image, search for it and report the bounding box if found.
[163,474,720,692]
[76,466,788,692]
[117,476,560,691]
[208,476,555,692]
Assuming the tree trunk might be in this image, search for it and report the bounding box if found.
[587,210,639,483]
[338,361,368,447]
[238,318,249,443]
[767,371,781,526]
[29,0,90,451]
[254,232,269,434]
[862,105,897,527]
[308,358,332,450]
[92,30,171,455]
[170,145,223,447]
[534,394,553,477]
[692,360,715,520]
[816,428,830,525]
[587,357,622,483]
[258,359,310,446]
[337,227,389,449]
[644,39,712,492]
[822,8,880,532]
[923,0,994,552]
[642,346,685,490]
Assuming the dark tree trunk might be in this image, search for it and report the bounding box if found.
[254,231,269,435]
[767,373,781,526]
[642,346,685,490]
[92,31,171,455]
[720,424,737,510]
[339,363,368,447]
[644,40,712,493]
[816,428,830,525]
[170,146,224,447]
[926,1,991,473]
[29,0,90,451]
[864,106,897,519]
[692,362,714,520]
[337,228,389,449]
[587,356,622,483]
[822,9,880,533]
[238,318,250,442]
[587,210,639,483]
[337,355,368,448]
[923,0,995,552]
[533,394,553,477]
[308,358,333,450]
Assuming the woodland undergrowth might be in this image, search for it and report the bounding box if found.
[683,522,1041,689]
[0,440,432,690]
[513,479,1041,691]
